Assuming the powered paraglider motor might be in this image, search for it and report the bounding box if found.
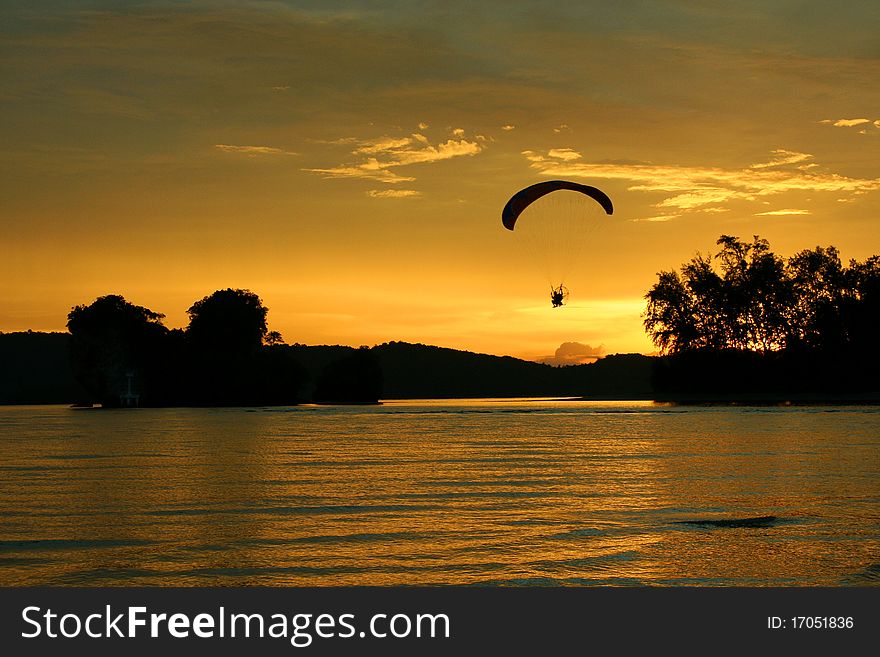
[550,285,569,308]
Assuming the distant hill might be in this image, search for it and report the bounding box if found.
[0,332,656,404]
[287,342,654,399]
[372,342,654,399]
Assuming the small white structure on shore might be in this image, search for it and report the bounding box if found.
[120,371,140,407]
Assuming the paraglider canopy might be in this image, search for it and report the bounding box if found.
[502,180,614,231]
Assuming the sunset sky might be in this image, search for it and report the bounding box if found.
[2,1,879,363]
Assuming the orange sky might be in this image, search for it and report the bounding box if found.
[2,2,879,363]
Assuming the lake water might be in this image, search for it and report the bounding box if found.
[0,400,878,586]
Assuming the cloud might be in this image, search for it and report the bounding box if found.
[552,124,570,134]
[547,148,582,161]
[354,137,413,154]
[654,188,755,210]
[539,342,604,366]
[366,189,421,198]
[755,208,811,216]
[304,161,416,184]
[820,118,880,136]
[523,149,880,211]
[501,125,515,131]
[310,137,361,145]
[822,118,871,127]
[418,122,429,130]
[214,144,295,155]
[390,139,481,166]
[306,132,483,184]
[452,127,465,137]
[749,149,813,169]
[631,214,680,222]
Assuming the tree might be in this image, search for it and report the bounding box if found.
[644,270,700,353]
[644,235,880,395]
[711,235,790,352]
[644,236,791,354]
[265,330,285,345]
[183,289,307,405]
[786,246,847,350]
[67,295,167,406]
[186,288,268,356]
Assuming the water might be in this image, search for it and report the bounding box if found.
[0,400,878,586]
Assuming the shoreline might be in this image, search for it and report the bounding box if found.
[2,392,880,408]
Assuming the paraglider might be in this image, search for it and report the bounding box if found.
[550,285,568,308]
[501,180,614,307]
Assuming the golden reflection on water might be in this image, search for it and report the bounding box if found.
[0,401,878,586]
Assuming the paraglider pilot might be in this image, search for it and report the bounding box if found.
[550,286,566,308]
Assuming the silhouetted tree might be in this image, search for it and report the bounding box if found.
[786,245,848,350]
[644,270,701,353]
[645,235,880,395]
[183,289,305,405]
[67,295,168,406]
[186,288,268,356]
[265,330,285,345]
[647,236,809,354]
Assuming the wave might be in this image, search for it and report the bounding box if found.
[673,515,782,529]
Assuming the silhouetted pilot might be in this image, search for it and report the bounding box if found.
[551,289,565,308]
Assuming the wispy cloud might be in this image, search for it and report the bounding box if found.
[821,118,871,127]
[306,161,415,184]
[755,208,811,216]
[523,148,880,211]
[631,214,680,222]
[354,137,412,154]
[214,144,295,155]
[366,189,421,198]
[654,189,755,210]
[749,149,813,169]
[547,148,582,161]
[501,125,515,131]
[310,137,361,145]
[390,139,481,166]
[306,129,483,184]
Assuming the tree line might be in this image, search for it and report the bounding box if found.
[67,289,382,407]
[643,235,880,395]
[61,235,880,405]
